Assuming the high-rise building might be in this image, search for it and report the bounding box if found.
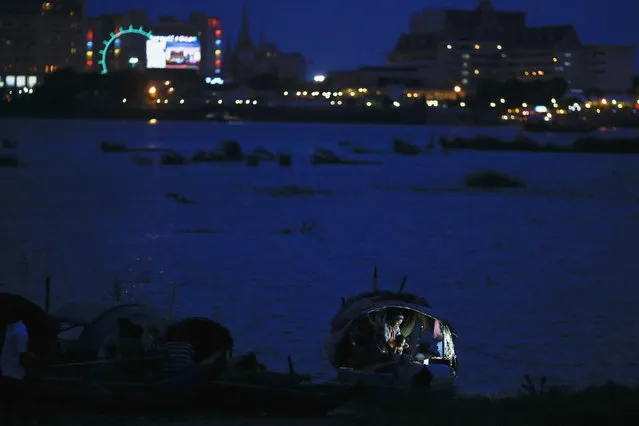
[388,0,635,93]
[0,0,86,88]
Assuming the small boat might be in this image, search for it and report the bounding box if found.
[28,302,232,410]
[326,268,458,395]
[205,111,241,123]
[203,352,360,416]
[100,141,128,152]
[523,117,597,133]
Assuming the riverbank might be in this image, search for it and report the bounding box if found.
[34,382,638,425]
[0,103,469,126]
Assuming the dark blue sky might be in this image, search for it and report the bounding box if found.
[90,0,637,75]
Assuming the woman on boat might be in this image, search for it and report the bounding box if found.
[0,306,29,426]
[382,314,409,355]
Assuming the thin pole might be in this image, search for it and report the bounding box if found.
[44,274,51,314]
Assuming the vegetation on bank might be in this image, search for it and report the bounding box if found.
[359,381,639,426]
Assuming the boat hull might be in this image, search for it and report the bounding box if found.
[336,362,456,393]
[28,362,222,410]
[202,379,359,416]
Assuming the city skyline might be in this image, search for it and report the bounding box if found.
[89,0,639,74]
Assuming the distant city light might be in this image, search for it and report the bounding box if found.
[453,85,461,93]
[128,57,139,65]
[313,75,326,83]
[206,77,224,85]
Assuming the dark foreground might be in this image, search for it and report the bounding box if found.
[29,382,639,425]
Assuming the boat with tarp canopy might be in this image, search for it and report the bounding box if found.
[326,269,458,393]
[29,301,228,410]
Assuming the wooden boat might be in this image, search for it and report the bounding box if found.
[28,302,231,410]
[326,268,458,394]
[29,352,224,410]
[201,353,360,416]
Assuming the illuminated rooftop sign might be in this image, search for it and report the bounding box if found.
[150,35,198,43]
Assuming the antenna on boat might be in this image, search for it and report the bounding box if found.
[287,355,297,379]
[44,249,51,313]
[44,274,51,314]
[112,276,122,302]
[398,275,407,293]
[167,282,179,320]
[372,266,379,291]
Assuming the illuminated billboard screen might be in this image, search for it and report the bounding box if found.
[146,35,201,69]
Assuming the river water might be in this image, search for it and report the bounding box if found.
[1,118,638,395]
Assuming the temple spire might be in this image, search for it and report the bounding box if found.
[236,1,254,52]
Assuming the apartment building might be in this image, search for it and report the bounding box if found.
[0,0,86,88]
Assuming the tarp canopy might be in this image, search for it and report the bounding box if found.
[52,301,165,354]
[331,291,432,334]
[331,301,453,337]
[327,298,457,367]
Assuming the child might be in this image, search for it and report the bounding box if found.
[394,335,410,355]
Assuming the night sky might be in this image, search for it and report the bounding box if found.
[89,0,638,75]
